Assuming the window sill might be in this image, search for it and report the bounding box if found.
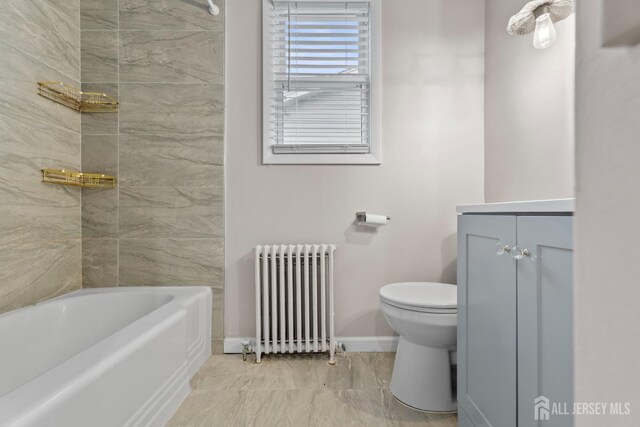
[262,151,381,165]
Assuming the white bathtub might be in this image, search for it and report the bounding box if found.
[0,287,211,427]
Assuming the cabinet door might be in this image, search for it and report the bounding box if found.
[458,215,517,427]
[516,216,573,427]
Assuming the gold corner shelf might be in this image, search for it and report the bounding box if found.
[37,81,118,113]
[41,169,117,188]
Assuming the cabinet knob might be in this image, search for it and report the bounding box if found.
[495,243,511,256]
[511,246,531,260]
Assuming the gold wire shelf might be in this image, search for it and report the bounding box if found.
[41,169,117,188]
[37,81,118,113]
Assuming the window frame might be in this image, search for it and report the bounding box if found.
[262,0,382,165]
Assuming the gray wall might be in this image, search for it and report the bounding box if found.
[484,0,575,203]
[0,0,82,313]
[80,0,225,351]
[225,0,485,338]
[575,1,640,424]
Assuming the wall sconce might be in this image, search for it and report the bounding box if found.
[507,0,574,49]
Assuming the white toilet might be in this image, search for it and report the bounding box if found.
[380,282,457,412]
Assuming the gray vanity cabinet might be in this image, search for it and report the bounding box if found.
[516,216,573,427]
[457,214,573,427]
[457,215,518,427]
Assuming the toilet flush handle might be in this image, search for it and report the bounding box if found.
[495,243,511,256]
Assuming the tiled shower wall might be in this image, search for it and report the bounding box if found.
[0,0,82,313]
[80,0,225,351]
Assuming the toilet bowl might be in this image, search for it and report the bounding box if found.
[380,282,457,412]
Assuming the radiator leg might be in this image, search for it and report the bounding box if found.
[254,344,262,363]
[328,342,345,365]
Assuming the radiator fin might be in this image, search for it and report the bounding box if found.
[254,244,337,363]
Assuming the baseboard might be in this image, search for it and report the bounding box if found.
[337,336,399,352]
[224,336,398,354]
[223,337,251,354]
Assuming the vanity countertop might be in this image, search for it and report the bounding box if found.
[456,198,575,214]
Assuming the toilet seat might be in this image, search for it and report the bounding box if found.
[380,282,457,314]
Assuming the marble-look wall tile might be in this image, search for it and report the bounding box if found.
[0,114,80,182]
[119,83,223,136]
[82,135,118,174]
[119,134,222,186]
[119,0,224,31]
[78,0,225,341]
[81,31,119,83]
[0,0,81,313]
[0,81,81,134]
[120,31,223,83]
[43,0,81,29]
[0,40,81,149]
[119,186,223,238]
[0,114,81,245]
[0,0,80,81]
[81,0,118,30]
[82,189,119,238]
[0,240,82,314]
[0,181,81,246]
[81,135,118,238]
[211,286,223,340]
[119,238,223,286]
[83,238,118,287]
[0,41,78,86]
[81,83,119,135]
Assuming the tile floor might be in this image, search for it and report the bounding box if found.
[168,352,457,426]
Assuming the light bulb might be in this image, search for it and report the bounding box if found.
[533,13,557,49]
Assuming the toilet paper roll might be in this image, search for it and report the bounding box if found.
[364,213,388,225]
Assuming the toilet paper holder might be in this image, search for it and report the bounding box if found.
[356,212,391,224]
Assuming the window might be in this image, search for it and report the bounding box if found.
[263,0,381,164]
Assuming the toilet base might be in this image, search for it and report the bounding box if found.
[390,337,457,412]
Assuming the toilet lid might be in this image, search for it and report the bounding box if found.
[379,282,457,310]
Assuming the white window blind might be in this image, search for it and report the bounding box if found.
[268,1,371,154]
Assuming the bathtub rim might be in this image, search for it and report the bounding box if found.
[0,286,211,427]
